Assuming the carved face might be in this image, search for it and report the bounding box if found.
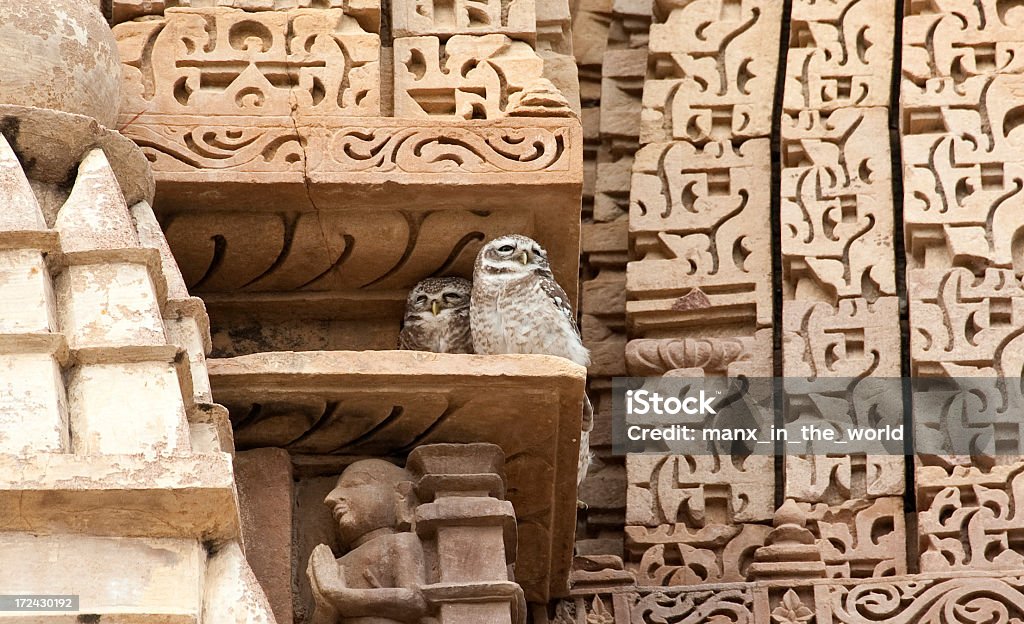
[475,234,550,278]
[323,460,414,546]
[404,277,472,320]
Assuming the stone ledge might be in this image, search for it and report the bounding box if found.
[208,350,586,602]
[0,452,240,542]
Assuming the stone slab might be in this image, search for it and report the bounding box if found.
[0,453,240,542]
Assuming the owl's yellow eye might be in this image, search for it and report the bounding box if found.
[415,295,428,305]
[498,244,515,253]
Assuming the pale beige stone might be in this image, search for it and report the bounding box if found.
[0,0,122,127]
[627,140,773,338]
[0,105,154,205]
[0,354,68,454]
[0,134,48,236]
[0,533,204,621]
[781,107,895,301]
[0,452,240,540]
[0,250,57,334]
[785,0,894,112]
[56,263,166,351]
[204,541,278,624]
[642,0,781,143]
[67,361,191,455]
[55,149,139,256]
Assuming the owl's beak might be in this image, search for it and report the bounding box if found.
[519,251,529,265]
[431,300,441,316]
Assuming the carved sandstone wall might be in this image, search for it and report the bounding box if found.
[556,0,1024,622]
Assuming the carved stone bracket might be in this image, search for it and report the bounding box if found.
[208,350,587,603]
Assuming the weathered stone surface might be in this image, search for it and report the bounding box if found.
[0,533,205,622]
[235,448,294,624]
[210,350,585,602]
[0,1,121,128]
[393,35,574,119]
[391,0,536,39]
[0,453,240,541]
[204,541,278,624]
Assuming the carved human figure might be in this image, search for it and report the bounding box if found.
[307,460,429,624]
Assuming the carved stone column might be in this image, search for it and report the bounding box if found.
[408,443,525,624]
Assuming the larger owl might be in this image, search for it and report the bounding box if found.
[399,277,474,354]
[470,234,593,490]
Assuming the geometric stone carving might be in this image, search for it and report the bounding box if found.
[917,464,1024,573]
[116,8,381,118]
[391,0,536,39]
[626,521,771,585]
[801,496,907,579]
[393,35,574,119]
[643,0,783,144]
[627,139,773,338]
[785,0,894,112]
[625,453,774,586]
[626,455,774,527]
[209,350,587,602]
[780,107,895,303]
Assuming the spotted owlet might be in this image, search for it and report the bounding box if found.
[399,277,474,354]
[470,234,594,490]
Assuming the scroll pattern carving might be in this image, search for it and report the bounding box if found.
[550,574,1024,624]
[903,0,1024,573]
[115,7,380,118]
[392,35,575,119]
[780,0,902,514]
[622,0,781,585]
[124,120,576,175]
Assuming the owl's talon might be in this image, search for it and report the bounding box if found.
[577,499,589,510]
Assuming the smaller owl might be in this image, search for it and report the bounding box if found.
[399,277,474,354]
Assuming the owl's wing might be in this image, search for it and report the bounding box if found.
[537,269,582,340]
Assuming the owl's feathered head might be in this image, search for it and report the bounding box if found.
[404,277,472,319]
[475,234,552,277]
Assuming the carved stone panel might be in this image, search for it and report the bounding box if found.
[392,35,574,119]
[116,7,381,119]
[391,0,536,39]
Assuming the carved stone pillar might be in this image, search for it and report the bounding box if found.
[408,443,525,624]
